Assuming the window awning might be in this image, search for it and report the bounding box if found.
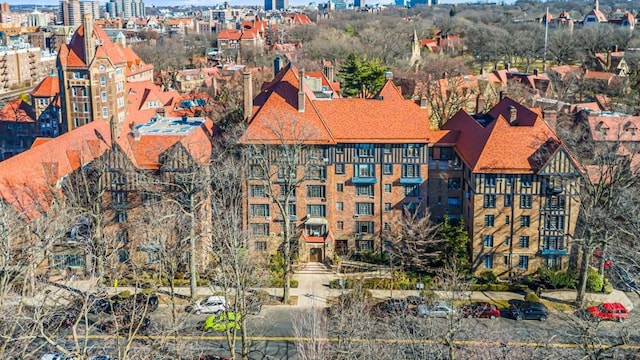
[400,177,423,185]
[352,177,377,184]
[305,217,328,225]
[541,249,568,256]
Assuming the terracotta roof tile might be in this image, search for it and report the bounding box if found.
[0,98,36,122]
[30,76,59,98]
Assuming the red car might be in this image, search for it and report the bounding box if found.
[461,302,500,319]
[587,302,629,322]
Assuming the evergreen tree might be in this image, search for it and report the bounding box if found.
[338,53,389,98]
[440,216,470,269]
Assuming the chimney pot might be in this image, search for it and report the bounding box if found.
[420,95,427,109]
[499,90,508,100]
[384,71,393,80]
[543,109,558,132]
[243,71,252,120]
[298,68,305,113]
[273,56,282,76]
[533,68,539,76]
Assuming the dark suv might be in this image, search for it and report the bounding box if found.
[510,302,549,321]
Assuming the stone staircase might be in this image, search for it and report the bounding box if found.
[296,262,333,274]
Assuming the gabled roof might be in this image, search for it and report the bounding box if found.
[585,8,607,22]
[30,76,59,98]
[588,113,640,142]
[444,97,566,174]
[218,29,242,41]
[0,98,36,122]
[58,24,127,68]
[0,121,112,219]
[376,79,405,101]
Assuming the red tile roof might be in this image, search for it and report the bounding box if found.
[0,98,36,122]
[444,97,566,174]
[0,120,112,219]
[588,114,640,142]
[59,24,127,68]
[289,13,313,25]
[241,64,431,144]
[30,138,53,149]
[30,76,59,98]
[218,29,242,41]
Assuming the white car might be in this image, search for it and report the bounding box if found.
[186,296,227,314]
[40,354,74,360]
[416,301,457,318]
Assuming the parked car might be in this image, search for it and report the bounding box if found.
[198,356,229,360]
[94,316,151,334]
[461,302,500,319]
[40,354,75,360]
[587,302,629,322]
[372,299,411,316]
[416,301,457,318]
[88,356,114,360]
[510,302,549,321]
[203,312,241,331]
[186,296,228,315]
[104,292,159,314]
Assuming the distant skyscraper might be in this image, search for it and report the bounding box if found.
[59,0,81,27]
[107,0,145,18]
[265,0,288,10]
[334,0,346,9]
[354,0,365,8]
[27,8,47,27]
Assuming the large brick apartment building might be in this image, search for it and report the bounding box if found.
[240,63,584,275]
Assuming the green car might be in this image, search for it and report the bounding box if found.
[203,312,242,331]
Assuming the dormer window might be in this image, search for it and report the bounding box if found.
[595,121,609,135]
[99,65,106,72]
[624,121,637,136]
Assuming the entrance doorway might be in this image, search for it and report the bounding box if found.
[309,247,323,262]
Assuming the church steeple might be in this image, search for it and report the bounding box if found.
[595,0,599,11]
[409,29,422,71]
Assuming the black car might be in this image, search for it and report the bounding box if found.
[510,302,549,321]
[95,316,151,334]
[373,299,410,316]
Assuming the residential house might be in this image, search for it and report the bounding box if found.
[0,98,38,160]
[30,75,62,137]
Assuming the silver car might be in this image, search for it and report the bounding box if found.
[416,301,457,318]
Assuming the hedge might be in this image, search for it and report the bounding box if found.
[470,283,528,292]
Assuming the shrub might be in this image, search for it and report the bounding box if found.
[524,292,541,303]
[537,268,577,289]
[478,270,499,284]
[471,284,509,291]
[603,279,613,294]
[586,268,604,292]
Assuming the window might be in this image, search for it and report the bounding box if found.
[356,185,374,196]
[250,204,270,217]
[336,202,343,211]
[117,81,124,92]
[116,68,123,75]
[100,76,106,86]
[484,194,496,208]
[307,205,326,217]
[308,165,326,180]
[99,65,106,72]
[356,240,373,251]
[73,103,79,112]
[403,184,420,197]
[251,185,268,197]
[483,235,494,247]
[505,175,513,186]
[504,236,510,245]
[483,255,493,269]
[383,163,393,175]
[84,103,90,113]
[307,185,325,198]
[52,253,85,268]
[101,92,107,102]
[356,203,374,215]
[546,196,566,210]
[518,255,529,270]
[505,215,510,224]
[74,118,80,128]
[117,97,125,107]
[356,143,374,157]
[73,72,83,79]
[254,241,267,251]
[448,178,461,190]
[404,202,419,215]
[335,145,344,154]
[484,214,495,227]
[287,204,297,217]
[355,164,374,177]
[337,221,344,230]
[384,223,391,231]
[384,203,391,212]
[102,107,108,117]
[250,223,269,236]
[404,144,420,157]
[335,163,345,174]
[384,184,392,193]
[519,236,529,248]
[485,174,497,187]
[543,236,564,250]
[402,164,420,177]
[356,221,374,234]
[504,194,512,207]
[545,215,565,231]
[383,144,392,154]
[117,249,129,263]
[336,240,348,255]
[115,210,127,223]
[249,165,264,178]
[521,175,533,188]
[521,215,530,227]
[447,197,461,207]
[520,194,532,209]
[337,183,344,192]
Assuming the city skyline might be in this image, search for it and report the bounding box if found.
[4,0,485,7]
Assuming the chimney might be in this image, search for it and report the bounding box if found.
[533,68,539,76]
[384,71,393,80]
[243,71,252,120]
[504,61,511,70]
[499,90,508,101]
[83,14,95,64]
[475,94,485,114]
[420,94,427,109]
[273,56,282,76]
[508,105,518,125]
[543,109,558,132]
[298,68,305,113]
[323,59,334,83]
